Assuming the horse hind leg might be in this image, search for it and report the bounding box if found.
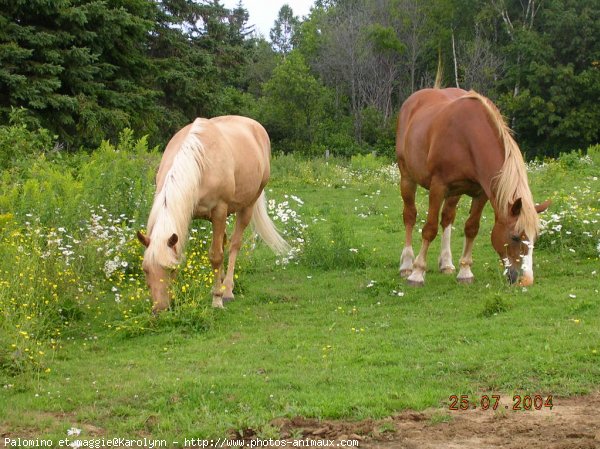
[438,196,460,274]
[222,206,253,303]
[399,176,417,278]
[407,180,446,287]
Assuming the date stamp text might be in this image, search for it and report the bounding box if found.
[449,394,554,411]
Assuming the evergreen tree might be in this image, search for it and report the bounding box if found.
[0,0,160,146]
[149,0,253,143]
[270,5,299,56]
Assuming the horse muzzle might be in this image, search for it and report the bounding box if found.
[507,268,534,286]
[518,273,534,287]
[507,268,519,285]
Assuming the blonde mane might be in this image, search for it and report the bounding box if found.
[145,118,207,268]
[463,91,539,239]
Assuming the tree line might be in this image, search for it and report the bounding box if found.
[1,0,598,157]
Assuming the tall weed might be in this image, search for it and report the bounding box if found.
[0,108,54,170]
[79,129,158,222]
[301,217,366,270]
[0,130,163,375]
[536,148,599,258]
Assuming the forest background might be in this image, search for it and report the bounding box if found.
[0,0,599,159]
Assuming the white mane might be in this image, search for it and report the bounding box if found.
[145,118,206,268]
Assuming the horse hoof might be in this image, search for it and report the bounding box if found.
[152,306,168,315]
[212,298,224,308]
[222,296,234,304]
[407,279,424,287]
[400,269,413,278]
[457,276,474,285]
[440,267,455,275]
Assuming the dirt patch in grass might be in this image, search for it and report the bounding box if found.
[2,394,598,448]
[370,392,600,449]
[237,392,600,449]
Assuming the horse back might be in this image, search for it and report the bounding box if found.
[396,88,503,195]
[154,116,271,219]
[209,115,271,187]
[205,116,271,213]
[396,89,466,186]
[210,115,270,176]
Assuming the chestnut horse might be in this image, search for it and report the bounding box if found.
[396,88,550,287]
[137,116,289,312]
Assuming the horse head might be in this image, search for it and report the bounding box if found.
[137,231,178,313]
[491,199,551,286]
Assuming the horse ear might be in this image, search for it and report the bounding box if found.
[535,199,551,214]
[136,231,150,247]
[510,198,523,217]
[167,233,178,249]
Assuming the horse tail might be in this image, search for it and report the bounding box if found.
[251,191,291,255]
[434,48,443,89]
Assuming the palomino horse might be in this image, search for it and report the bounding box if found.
[396,88,550,287]
[137,116,289,312]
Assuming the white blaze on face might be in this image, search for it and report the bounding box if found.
[521,239,534,283]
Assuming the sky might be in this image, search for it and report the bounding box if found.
[222,0,315,38]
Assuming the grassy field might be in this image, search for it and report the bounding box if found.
[1,145,599,443]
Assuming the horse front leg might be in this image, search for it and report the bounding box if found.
[399,176,417,277]
[438,195,460,274]
[457,194,487,284]
[222,206,253,303]
[407,181,446,287]
[209,205,228,308]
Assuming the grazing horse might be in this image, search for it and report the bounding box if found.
[137,116,290,312]
[396,88,550,287]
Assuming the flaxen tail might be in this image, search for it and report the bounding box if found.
[251,191,291,255]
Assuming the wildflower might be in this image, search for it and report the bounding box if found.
[290,195,304,205]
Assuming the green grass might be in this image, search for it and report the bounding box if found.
[1,151,599,443]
